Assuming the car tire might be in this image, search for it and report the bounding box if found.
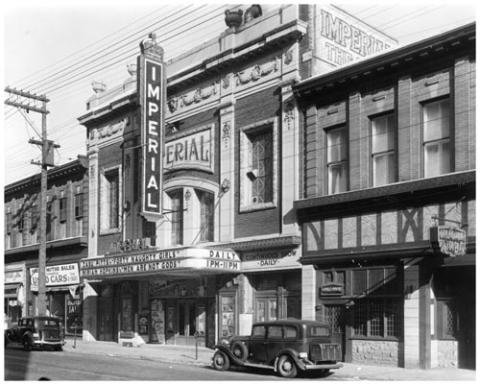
[231,341,248,361]
[277,354,298,378]
[22,335,33,351]
[212,350,230,371]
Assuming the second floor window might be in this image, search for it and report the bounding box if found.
[198,190,214,242]
[326,126,347,194]
[371,113,396,186]
[59,197,67,223]
[423,98,451,178]
[169,189,184,246]
[100,168,120,231]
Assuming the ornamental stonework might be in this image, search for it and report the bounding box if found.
[166,81,220,116]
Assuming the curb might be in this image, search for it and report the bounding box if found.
[62,346,213,367]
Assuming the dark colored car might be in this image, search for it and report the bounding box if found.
[212,319,342,378]
[5,316,64,351]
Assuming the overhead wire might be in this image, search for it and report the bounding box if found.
[11,5,195,89]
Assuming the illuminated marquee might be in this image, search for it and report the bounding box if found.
[139,53,165,219]
[80,247,241,278]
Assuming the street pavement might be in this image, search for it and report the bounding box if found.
[61,337,477,381]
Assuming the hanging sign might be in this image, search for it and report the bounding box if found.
[138,37,165,220]
[430,225,467,258]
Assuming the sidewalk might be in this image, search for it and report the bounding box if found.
[62,338,476,381]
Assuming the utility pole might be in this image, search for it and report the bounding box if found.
[4,87,59,316]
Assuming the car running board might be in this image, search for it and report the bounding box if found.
[241,362,274,370]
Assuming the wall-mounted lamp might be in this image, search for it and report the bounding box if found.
[221,178,231,193]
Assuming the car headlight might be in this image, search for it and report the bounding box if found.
[298,352,308,359]
[32,332,40,338]
[220,339,230,345]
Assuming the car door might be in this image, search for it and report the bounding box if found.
[265,324,284,365]
[249,324,267,363]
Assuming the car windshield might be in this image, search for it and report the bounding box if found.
[34,319,59,328]
[308,325,330,337]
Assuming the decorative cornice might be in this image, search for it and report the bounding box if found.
[5,157,87,195]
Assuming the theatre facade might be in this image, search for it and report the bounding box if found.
[76,4,395,348]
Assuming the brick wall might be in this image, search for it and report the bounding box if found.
[302,56,476,199]
[234,87,281,238]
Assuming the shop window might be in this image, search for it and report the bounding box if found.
[353,298,401,338]
[326,126,348,194]
[423,98,451,177]
[371,112,396,186]
[239,119,277,211]
[197,190,214,242]
[100,168,120,232]
[219,294,236,338]
[169,189,184,245]
[436,299,458,339]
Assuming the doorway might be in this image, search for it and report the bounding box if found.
[324,304,346,361]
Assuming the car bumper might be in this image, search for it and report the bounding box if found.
[32,340,65,347]
[303,362,343,371]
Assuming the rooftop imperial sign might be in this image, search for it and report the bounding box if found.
[138,34,165,219]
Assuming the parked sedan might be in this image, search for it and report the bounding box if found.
[212,319,342,378]
[5,316,64,351]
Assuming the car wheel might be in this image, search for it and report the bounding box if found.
[22,336,33,351]
[277,354,298,378]
[231,341,248,361]
[212,350,230,371]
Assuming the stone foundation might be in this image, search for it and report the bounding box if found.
[431,340,458,368]
[352,339,400,366]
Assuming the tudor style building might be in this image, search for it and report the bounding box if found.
[4,156,88,337]
[77,4,395,348]
[293,23,475,369]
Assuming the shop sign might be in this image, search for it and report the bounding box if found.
[109,238,152,254]
[242,248,301,272]
[139,50,165,219]
[319,283,344,296]
[5,269,24,284]
[80,247,240,278]
[30,263,80,291]
[165,127,213,172]
[430,225,467,258]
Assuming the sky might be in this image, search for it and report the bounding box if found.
[2,0,478,185]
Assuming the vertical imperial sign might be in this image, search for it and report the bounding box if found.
[138,35,165,219]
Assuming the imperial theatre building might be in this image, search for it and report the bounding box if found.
[77,4,395,348]
[293,24,475,369]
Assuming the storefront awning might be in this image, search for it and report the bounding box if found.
[441,253,476,267]
[79,247,240,280]
[4,283,20,298]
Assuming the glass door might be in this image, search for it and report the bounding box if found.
[255,296,277,322]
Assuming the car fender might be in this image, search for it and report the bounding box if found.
[213,345,247,367]
[273,348,306,372]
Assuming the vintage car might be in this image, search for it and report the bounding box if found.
[212,319,342,378]
[5,316,64,351]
